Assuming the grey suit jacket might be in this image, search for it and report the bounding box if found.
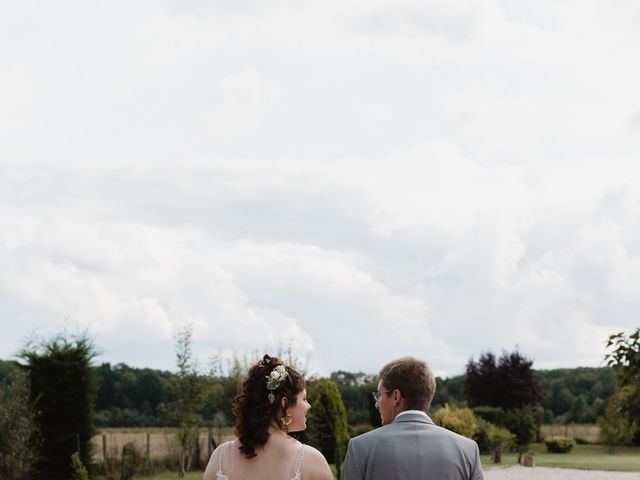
[342,412,483,480]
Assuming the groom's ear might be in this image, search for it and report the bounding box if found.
[392,389,401,402]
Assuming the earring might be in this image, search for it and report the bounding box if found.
[281,412,293,429]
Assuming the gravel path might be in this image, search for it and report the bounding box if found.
[484,465,640,480]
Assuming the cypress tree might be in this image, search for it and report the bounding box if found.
[304,378,349,479]
[20,334,97,480]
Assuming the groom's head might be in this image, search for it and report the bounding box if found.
[376,357,436,424]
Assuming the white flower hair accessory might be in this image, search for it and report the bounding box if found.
[265,364,288,404]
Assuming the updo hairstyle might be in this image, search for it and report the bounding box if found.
[233,354,304,458]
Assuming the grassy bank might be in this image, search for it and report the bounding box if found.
[112,442,640,479]
[481,443,640,472]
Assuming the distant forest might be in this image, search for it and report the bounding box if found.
[0,359,614,428]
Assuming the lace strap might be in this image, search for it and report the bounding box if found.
[294,444,305,477]
[217,441,228,474]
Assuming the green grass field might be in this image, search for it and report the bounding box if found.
[481,443,640,472]
[145,473,203,480]
[109,441,640,479]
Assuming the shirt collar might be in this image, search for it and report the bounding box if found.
[395,410,428,420]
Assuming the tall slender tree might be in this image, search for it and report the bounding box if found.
[303,378,349,479]
[161,324,209,477]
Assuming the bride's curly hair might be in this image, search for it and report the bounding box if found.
[233,354,304,458]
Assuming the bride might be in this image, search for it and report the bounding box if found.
[204,354,334,480]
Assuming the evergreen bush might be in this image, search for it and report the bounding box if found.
[303,379,349,478]
[70,452,89,480]
[20,334,97,480]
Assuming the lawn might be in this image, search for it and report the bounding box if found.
[481,443,640,472]
[145,473,203,480]
[136,443,640,479]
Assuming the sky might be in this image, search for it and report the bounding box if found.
[1,0,640,378]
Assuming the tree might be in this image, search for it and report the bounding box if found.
[303,378,349,479]
[465,350,543,409]
[567,394,588,423]
[0,364,39,480]
[605,329,640,424]
[19,334,97,480]
[487,424,515,464]
[597,389,637,453]
[504,406,539,462]
[161,324,209,477]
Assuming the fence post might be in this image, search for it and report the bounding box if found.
[146,432,150,464]
[102,434,107,462]
[121,445,125,480]
[208,427,213,458]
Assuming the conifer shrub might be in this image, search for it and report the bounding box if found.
[303,379,349,478]
[20,334,97,480]
[70,452,89,480]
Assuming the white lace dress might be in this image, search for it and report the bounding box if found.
[216,441,306,480]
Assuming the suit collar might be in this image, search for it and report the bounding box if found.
[392,411,435,425]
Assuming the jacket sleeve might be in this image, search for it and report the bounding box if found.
[469,442,484,480]
[341,438,364,480]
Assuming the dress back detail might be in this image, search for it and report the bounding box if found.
[216,440,306,480]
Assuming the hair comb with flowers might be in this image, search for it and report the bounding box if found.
[265,364,288,404]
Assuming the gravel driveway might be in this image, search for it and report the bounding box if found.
[484,465,640,480]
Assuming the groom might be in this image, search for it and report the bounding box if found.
[342,356,484,480]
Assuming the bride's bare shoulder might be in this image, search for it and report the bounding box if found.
[301,445,333,480]
[204,439,236,480]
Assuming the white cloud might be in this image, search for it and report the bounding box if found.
[2,0,640,376]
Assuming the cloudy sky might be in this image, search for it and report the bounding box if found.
[2,1,640,377]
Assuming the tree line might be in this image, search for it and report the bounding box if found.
[0,359,615,429]
[1,327,638,479]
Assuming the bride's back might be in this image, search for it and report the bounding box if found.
[203,355,333,480]
[213,435,304,480]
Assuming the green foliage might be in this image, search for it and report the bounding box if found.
[544,436,575,453]
[0,364,39,480]
[597,389,637,453]
[349,424,373,437]
[331,372,377,425]
[120,442,144,480]
[364,383,381,428]
[20,333,97,480]
[95,363,176,427]
[504,405,540,454]
[537,367,614,422]
[432,404,478,439]
[605,329,640,425]
[70,452,89,480]
[472,406,506,426]
[304,378,349,478]
[431,375,466,410]
[161,325,210,477]
[485,421,516,463]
